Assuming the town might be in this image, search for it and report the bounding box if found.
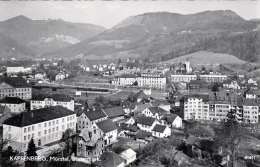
[1,55,260,167]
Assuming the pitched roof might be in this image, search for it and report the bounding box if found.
[32,93,73,102]
[136,116,156,126]
[0,77,30,88]
[0,97,26,104]
[96,119,117,133]
[136,130,152,139]
[104,107,125,119]
[85,109,107,121]
[3,106,74,127]
[100,151,125,167]
[152,124,167,133]
[119,148,136,160]
[162,114,180,124]
[148,106,168,115]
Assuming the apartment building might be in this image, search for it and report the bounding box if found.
[183,94,210,120]
[243,99,259,124]
[113,73,166,89]
[2,106,76,152]
[0,97,26,113]
[30,94,74,111]
[171,74,227,83]
[171,74,197,83]
[0,77,32,100]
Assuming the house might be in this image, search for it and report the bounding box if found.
[151,124,171,138]
[142,106,169,120]
[134,90,149,103]
[0,77,32,100]
[136,116,158,132]
[98,151,125,167]
[135,130,153,143]
[77,109,107,131]
[55,72,67,81]
[124,117,135,125]
[162,114,183,128]
[223,80,241,90]
[118,123,138,138]
[188,79,208,90]
[0,106,12,126]
[119,148,137,165]
[30,93,75,111]
[104,106,125,122]
[0,97,26,113]
[77,127,105,162]
[96,119,118,146]
[2,106,76,152]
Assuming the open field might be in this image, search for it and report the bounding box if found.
[161,50,246,66]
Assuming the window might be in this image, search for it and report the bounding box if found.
[24,128,27,133]
[44,123,47,127]
[44,130,47,134]
[38,132,41,137]
[28,127,31,132]
[24,136,26,141]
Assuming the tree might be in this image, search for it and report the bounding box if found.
[1,143,20,167]
[25,138,38,167]
[60,129,75,157]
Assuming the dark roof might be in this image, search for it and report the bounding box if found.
[96,119,117,133]
[32,93,73,102]
[162,114,180,124]
[134,90,148,99]
[148,106,168,115]
[152,124,167,133]
[0,97,26,104]
[136,116,156,126]
[136,130,152,139]
[104,107,125,119]
[85,109,107,121]
[3,106,74,127]
[0,77,31,88]
[184,94,209,102]
[120,123,138,132]
[99,151,124,167]
[243,99,259,106]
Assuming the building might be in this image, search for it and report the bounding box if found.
[136,116,159,132]
[30,94,74,111]
[0,77,32,100]
[162,114,183,129]
[95,119,118,146]
[119,148,137,166]
[223,80,241,90]
[104,107,125,122]
[200,74,227,83]
[0,97,26,113]
[77,109,107,131]
[209,101,231,122]
[183,94,210,120]
[99,151,125,167]
[151,124,171,138]
[113,73,166,89]
[243,99,259,124]
[6,66,32,75]
[142,106,169,120]
[171,74,197,83]
[2,106,76,152]
[77,127,105,162]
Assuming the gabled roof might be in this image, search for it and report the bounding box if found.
[104,107,125,119]
[32,93,73,102]
[0,97,26,104]
[152,124,167,133]
[99,151,125,167]
[136,116,156,126]
[136,130,152,139]
[85,109,107,121]
[119,148,136,160]
[162,114,180,124]
[148,106,168,115]
[96,119,117,133]
[0,77,30,88]
[3,106,74,127]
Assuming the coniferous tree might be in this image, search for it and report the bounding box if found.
[25,138,38,167]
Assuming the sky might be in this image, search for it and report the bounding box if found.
[0,1,259,28]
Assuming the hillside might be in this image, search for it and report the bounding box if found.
[161,51,246,65]
[0,15,106,56]
[45,10,258,62]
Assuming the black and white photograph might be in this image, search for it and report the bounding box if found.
[0,0,260,167]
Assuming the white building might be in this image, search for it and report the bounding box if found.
[0,97,26,113]
[183,95,210,120]
[6,66,32,75]
[119,148,137,165]
[151,124,171,138]
[200,74,227,83]
[171,74,197,83]
[162,114,183,129]
[243,100,259,124]
[209,102,231,122]
[30,94,74,111]
[2,106,76,152]
[136,116,159,132]
[95,119,118,146]
[0,77,32,100]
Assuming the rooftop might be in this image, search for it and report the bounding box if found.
[104,106,125,119]
[85,109,107,121]
[136,116,156,126]
[0,97,26,104]
[152,124,167,133]
[32,93,73,102]
[0,77,31,88]
[4,106,74,127]
[96,119,117,133]
[99,151,125,167]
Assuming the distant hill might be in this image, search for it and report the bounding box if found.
[0,15,106,56]
[161,51,246,65]
[45,10,258,62]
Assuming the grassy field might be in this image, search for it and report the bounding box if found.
[161,50,246,66]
